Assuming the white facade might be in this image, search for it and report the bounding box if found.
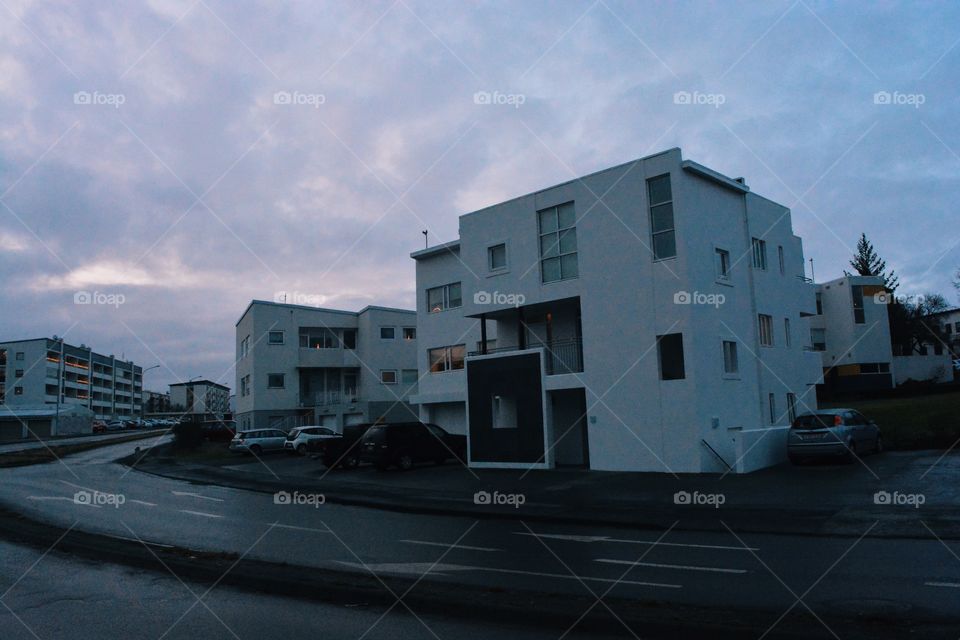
[0,337,142,421]
[413,148,821,474]
[234,301,419,431]
[169,380,230,415]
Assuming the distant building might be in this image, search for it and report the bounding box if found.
[0,337,142,422]
[143,390,173,416]
[169,380,230,416]
[234,300,419,432]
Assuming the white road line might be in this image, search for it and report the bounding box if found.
[172,491,224,502]
[514,531,759,552]
[274,523,333,534]
[179,509,224,519]
[926,581,960,588]
[401,539,500,552]
[335,561,681,589]
[128,499,157,507]
[102,534,175,549]
[28,496,84,504]
[595,558,747,574]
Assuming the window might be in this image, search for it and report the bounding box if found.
[380,327,395,340]
[815,292,823,315]
[751,238,767,270]
[403,327,416,341]
[810,328,826,351]
[851,285,865,324]
[758,314,774,347]
[768,393,776,424]
[722,341,738,375]
[14,369,23,378]
[491,394,518,429]
[267,373,284,389]
[946,324,953,335]
[342,329,357,350]
[787,393,797,424]
[538,202,578,282]
[14,386,23,395]
[488,243,507,270]
[15,352,24,361]
[778,245,785,274]
[401,369,418,384]
[715,248,730,279]
[240,335,250,358]
[657,333,685,380]
[647,175,675,260]
[240,375,250,396]
[427,282,462,313]
[428,345,466,373]
[268,331,284,345]
[784,318,791,347]
[299,328,337,349]
[380,370,397,384]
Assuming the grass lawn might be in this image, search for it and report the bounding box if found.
[823,391,960,450]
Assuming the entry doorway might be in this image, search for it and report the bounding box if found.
[550,389,589,468]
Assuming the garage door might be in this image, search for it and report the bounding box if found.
[432,403,466,435]
[321,415,337,429]
[344,413,365,426]
[0,421,24,442]
[28,419,52,438]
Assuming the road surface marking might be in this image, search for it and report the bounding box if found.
[179,509,224,519]
[172,491,224,502]
[401,539,500,552]
[595,558,747,574]
[926,581,960,588]
[128,499,157,507]
[335,561,681,589]
[274,523,333,534]
[102,534,174,549]
[28,496,92,505]
[513,531,758,552]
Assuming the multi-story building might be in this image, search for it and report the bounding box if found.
[927,307,960,360]
[169,380,229,415]
[810,276,955,390]
[0,337,142,420]
[143,390,173,416]
[234,301,419,431]
[412,147,821,473]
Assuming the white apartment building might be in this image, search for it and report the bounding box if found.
[235,301,419,431]
[412,148,821,474]
[810,276,954,389]
[0,337,143,421]
[169,380,230,415]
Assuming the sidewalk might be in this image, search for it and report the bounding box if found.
[0,429,167,455]
[127,447,960,540]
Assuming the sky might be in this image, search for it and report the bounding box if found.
[1,0,958,392]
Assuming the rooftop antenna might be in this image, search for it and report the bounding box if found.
[809,257,815,282]
[422,230,428,248]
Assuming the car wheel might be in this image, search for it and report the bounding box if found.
[845,440,857,463]
[249,444,262,456]
[875,434,883,454]
[344,455,359,469]
[397,452,414,471]
[297,444,307,455]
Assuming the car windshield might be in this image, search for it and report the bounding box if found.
[793,414,839,429]
[363,426,387,442]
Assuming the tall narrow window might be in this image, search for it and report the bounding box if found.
[769,393,777,424]
[752,238,767,270]
[647,175,675,260]
[787,393,797,424]
[758,314,774,347]
[657,333,685,380]
[784,318,791,347]
[778,245,785,274]
[851,285,865,324]
[538,202,578,282]
[815,292,823,315]
[722,340,738,375]
[715,248,730,279]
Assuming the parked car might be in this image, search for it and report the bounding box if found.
[106,420,125,431]
[92,420,107,433]
[360,422,466,471]
[283,426,341,455]
[201,419,236,442]
[787,409,882,464]
[322,423,373,469]
[229,429,288,455]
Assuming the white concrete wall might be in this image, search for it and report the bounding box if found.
[893,354,954,384]
[810,275,893,369]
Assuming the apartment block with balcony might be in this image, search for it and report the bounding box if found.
[234,300,419,431]
[413,147,821,473]
[169,380,230,416]
[0,337,143,421]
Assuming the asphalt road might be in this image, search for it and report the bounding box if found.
[1,438,959,637]
[0,429,166,455]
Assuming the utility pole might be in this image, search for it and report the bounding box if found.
[809,257,815,282]
[422,230,428,248]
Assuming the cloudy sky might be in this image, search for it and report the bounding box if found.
[1,0,958,391]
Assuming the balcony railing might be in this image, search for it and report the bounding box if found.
[299,391,359,407]
[468,338,583,375]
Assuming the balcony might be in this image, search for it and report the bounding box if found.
[299,391,360,408]
[469,338,583,375]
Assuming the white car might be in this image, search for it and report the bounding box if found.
[229,429,288,455]
[284,426,341,455]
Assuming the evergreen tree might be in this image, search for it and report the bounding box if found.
[848,233,899,291]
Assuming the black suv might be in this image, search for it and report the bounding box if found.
[359,422,466,470]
